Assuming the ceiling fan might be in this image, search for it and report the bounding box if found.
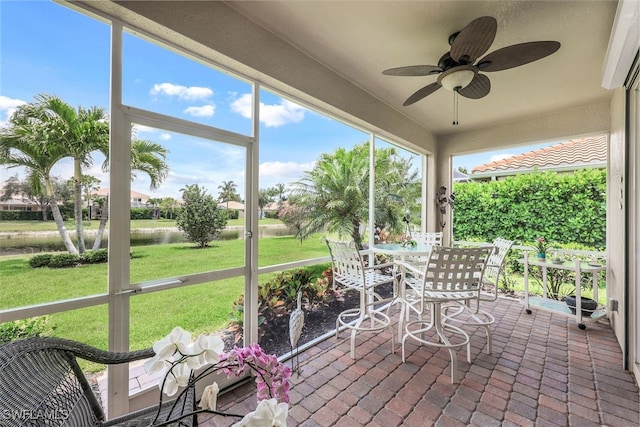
[382,16,560,124]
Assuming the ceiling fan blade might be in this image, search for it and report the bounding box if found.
[382,65,442,76]
[450,16,497,65]
[477,41,561,72]
[458,73,490,99]
[403,82,442,106]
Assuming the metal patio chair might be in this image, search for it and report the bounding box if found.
[480,237,514,302]
[397,245,491,382]
[442,238,511,356]
[325,238,396,359]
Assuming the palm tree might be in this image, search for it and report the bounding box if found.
[2,94,110,254]
[258,188,275,219]
[25,95,110,254]
[290,142,418,249]
[0,105,79,254]
[291,144,370,248]
[273,183,287,203]
[1,94,169,254]
[91,139,169,250]
[218,180,240,210]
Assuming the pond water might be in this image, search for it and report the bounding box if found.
[0,224,293,256]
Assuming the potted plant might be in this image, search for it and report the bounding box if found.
[535,237,548,260]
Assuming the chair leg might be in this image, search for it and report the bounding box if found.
[398,300,406,344]
[402,302,469,383]
[337,299,394,359]
[350,328,358,359]
[443,302,495,355]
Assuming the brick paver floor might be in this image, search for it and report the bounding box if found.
[199,297,639,426]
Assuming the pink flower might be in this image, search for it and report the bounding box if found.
[147,329,291,423]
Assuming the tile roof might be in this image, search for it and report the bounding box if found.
[471,135,607,175]
[91,187,150,199]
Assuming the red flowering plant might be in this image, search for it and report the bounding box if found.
[145,327,291,426]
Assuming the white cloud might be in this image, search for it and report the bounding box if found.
[184,104,215,117]
[0,95,27,128]
[230,94,252,119]
[231,94,307,128]
[150,83,213,101]
[133,124,172,141]
[260,161,314,178]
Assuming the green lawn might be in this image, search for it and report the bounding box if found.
[0,217,282,232]
[0,234,328,371]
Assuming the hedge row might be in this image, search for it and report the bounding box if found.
[0,208,183,221]
[452,169,606,249]
[29,249,109,268]
[0,210,52,221]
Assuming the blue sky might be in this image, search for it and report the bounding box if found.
[1,1,552,200]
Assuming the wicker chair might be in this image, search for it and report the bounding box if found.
[0,337,197,426]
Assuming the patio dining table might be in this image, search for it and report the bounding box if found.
[371,242,434,341]
[371,242,434,258]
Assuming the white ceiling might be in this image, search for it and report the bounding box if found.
[224,0,618,135]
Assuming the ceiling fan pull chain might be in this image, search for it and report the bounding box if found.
[453,90,459,126]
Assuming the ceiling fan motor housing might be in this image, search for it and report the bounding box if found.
[438,65,477,91]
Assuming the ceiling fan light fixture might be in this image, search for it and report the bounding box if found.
[438,65,477,91]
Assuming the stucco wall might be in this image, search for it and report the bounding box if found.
[607,88,627,360]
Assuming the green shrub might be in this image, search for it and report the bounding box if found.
[453,169,606,249]
[47,253,80,268]
[81,249,108,264]
[0,317,56,345]
[130,207,154,220]
[176,184,228,248]
[29,254,53,268]
[228,264,335,343]
[263,210,279,219]
[0,210,51,221]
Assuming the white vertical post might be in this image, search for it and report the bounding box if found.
[369,133,375,250]
[421,155,428,233]
[107,21,132,418]
[244,83,260,345]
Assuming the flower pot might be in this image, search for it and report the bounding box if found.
[536,252,546,260]
[565,296,598,317]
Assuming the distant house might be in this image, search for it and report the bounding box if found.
[218,200,245,218]
[0,194,41,211]
[0,181,42,211]
[470,135,607,181]
[91,188,151,208]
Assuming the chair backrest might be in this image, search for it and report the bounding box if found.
[412,231,443,247]
[325,238,365,289]
[483,237,514,286]
[422,246,492,295]
[0,337,154,426]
